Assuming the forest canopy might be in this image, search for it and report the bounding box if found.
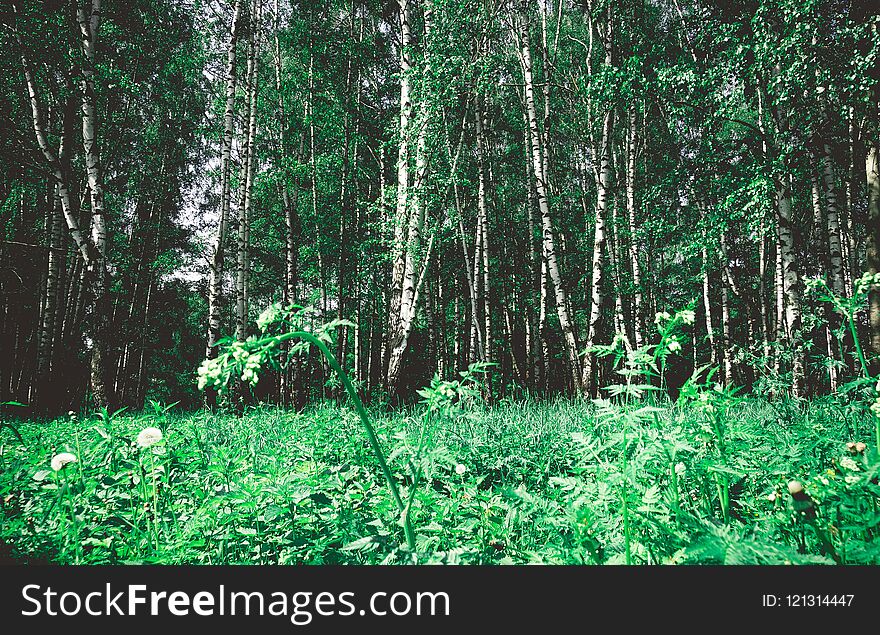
[0,0,878,413]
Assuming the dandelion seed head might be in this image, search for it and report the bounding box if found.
[137,427,164,448]
[455,463,467,475]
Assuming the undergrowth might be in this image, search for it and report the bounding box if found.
[1,396,878,564]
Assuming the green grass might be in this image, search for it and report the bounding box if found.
[1,396,879,565]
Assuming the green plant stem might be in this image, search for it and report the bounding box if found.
[670,462,681,527]
[848,315,869,378]
[149,451,159,552]
[273,331,415,551]
[61,470,80,563]
[875,415,880,457]
[621,426,632,565]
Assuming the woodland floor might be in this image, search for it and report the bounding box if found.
[1,398,879,565]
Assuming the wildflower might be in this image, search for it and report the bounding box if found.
[668,338,682,353]
[845,475,860,485]
[256,303,283,332]
[674,462,686,476]
[51,452,77,472]
[839,457,860,472]
[767,492,777,502]
[67,410,76,418]
[241,353,262,385]
[654,311,671,325]
[455,463,467,475]
[678,309,696,325]
[847,441,866,455]
[197,358,224,391]
[787,480,803,496]
[137,427,163,448]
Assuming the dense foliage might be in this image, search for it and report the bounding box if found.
[1,0,879,567]
[2,394,879,564]
[1,0,878,411]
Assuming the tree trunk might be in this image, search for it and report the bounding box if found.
[777,176,804,395]
[719,232,733,383]
[626,105,644,348]
[517,11,581,393]
[388,0,414,347]
[236,0,261,347]
[702,244,716,368]
[582,108,613,394]
[819,142,846,297]
[386,0,433,396]
[476,97,493,369]
[206,0,243,371]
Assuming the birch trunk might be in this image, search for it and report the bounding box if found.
[776,176,804,395]
[626,106,644,348]
[702,244,716,368]
[35,189,64,408]
[820,142,846,297]
[206,0,243,366]
[75,0,112,408]
[388,0,413,343]
[719,232,733,383]
[517,12,581,392]
[386,0,433,396]
[810,164,840,389]
[581,108,613,394]
[273,0,298,306]
[476,97,493,368]
[236,0,261,345]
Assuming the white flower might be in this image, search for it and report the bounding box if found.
[67,410,76,417]
[51,452,77,471]
[197,358,225,391]
[839,457,860,472]
[678,310,696,325]
[767,492,777,502]
[668,339,682,353]
[654,311,671,325]
[137,427,164,448]
[256,303,283,332]
[455,464,467,475]
[845,475,860,484]
[674,462,686,476]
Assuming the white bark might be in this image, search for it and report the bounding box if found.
[206,0,243,363]
[517,11,581,392]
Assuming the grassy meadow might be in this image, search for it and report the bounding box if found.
[2,393,878,565]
